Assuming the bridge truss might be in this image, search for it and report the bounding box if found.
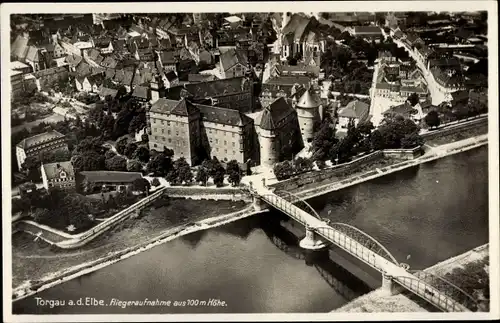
[251,187,480,312]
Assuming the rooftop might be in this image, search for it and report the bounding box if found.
[79,171,143,183]
[17,130,66,150]
[338,100,370,120]
[42,161,75,180]
[259,97,296,130]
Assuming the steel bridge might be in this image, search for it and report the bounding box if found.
[247,184,478,312]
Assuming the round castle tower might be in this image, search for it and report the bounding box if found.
[258,107,278,167]
[296,87,321,143]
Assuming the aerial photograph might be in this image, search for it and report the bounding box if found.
[3,4,494,319]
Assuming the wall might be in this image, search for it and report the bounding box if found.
[421,117,487,141]
[270,150,384,192]
[383,147,422,160]
[33,66,69,92]
[164,186,251,202]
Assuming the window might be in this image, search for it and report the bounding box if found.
[216,139,219,144]
[232,142,235,147]
[154,144,157,147]
[167,121,170,126]
[232,133,235,138]
[161,120,164,125]
[168,130,171,135]
[224,149,227,154]
[168,138,172,143]
[224,140,227,146]
[216,148,219,152]
[161,129,165,134]
[176,131,179,136]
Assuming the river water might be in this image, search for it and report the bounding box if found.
[13,147,489,314]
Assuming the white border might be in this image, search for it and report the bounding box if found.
[1,1,498,322]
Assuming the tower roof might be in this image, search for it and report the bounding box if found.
[259,107,276,131]
[296,87,320,108]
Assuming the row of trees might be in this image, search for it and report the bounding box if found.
[274,113,424,181]
[426,101,488,127]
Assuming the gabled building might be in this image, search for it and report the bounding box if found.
[337,100,370,130]
[41,161,76,191]
[16,131,68,171]
[219,48,251,79]
[162,70,179,88]
[148,98,255,165]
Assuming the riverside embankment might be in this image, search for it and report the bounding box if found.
[12,131,488,306]
[333,244,490,313]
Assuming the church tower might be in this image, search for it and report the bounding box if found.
[296,87,321,143]
[258,107,278,167]
[150,72,165,104]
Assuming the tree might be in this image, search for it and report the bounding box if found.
[32,208,51,224]
[105,155,127,171]
[71,151,105,172]
[454,104,470,120]
[115,136,129,155]
[407,92,420,106]
[151,178,161,187]
[124,142,138,159]
[315,159,326,170]
[39,149,72,164]
[311,112,338,161]
[226,160,242,186]
[127,159,143,172]
[128,113,146,135]
[294,157,313,173]
[175,157,193,185]
[401,132,424,149]
[132,178,151,195]
[105,150,117,160]
[146,153,173,176]
[357,121,375,137]
[213,167,225,187]
[424,110,441,129]
[195,166,209,186]
[273,160,294,181]
[133,146,150,163]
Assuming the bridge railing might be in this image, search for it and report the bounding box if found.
[393,275,467,312]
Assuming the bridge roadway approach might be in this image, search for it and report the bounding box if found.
[246,182,478,313]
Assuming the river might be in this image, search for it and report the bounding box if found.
[13,146,489,314]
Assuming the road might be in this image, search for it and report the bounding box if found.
[393,39,447,105]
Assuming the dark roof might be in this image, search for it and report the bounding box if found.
[150,98,182,114]
[65,54,83,67]
[282,14,314,42]
[339,100,370,119]
[11,35,29,59]
[17,130,65,150]
[132,85,150,100]
[188,73,217,83]
[79,171,143,183]
[171,99,199,116]
[196,103,252,126]
[98,86,118,98]
[164,70,178,82]
[455,28,474,40]
[451,90,470,103]
[265,75,311,87]
[182,76,252,99]
[101,56,118,68]
[259,97,295,130]
[42,161,75,180]
[296,88,321,108]
[384,102,417,117]
[353,26,382,35]
[220,48,249,71]
[159,50,176,64]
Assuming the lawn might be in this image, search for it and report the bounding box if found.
[11,198,249,288]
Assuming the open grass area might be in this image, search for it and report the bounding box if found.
[425,123,488,147]
[11,198,248,288]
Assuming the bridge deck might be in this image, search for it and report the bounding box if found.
[253,186,471,312]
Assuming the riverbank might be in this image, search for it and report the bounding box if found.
[333,244,489,313]
[292,133,487,200]
[13,203,266,301]
[12,198,250,293]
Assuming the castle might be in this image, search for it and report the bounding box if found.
[147,70,323,168]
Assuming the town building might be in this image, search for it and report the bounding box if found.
[78,171,144,194]
[260,75,313,108]
[164,76,254,113]
[16,131,68,171]
[347,26,384,41]
[277,13,326,61]
[148,98,254,165]
[256,97,303,167]
[337,100,371,130]
[219,48,251,79]
[41,161,76,191]
[428,58,466,95]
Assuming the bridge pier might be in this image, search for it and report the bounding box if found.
[381,273,400,296]
[299,225,329,251]
[252,196,268,211]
